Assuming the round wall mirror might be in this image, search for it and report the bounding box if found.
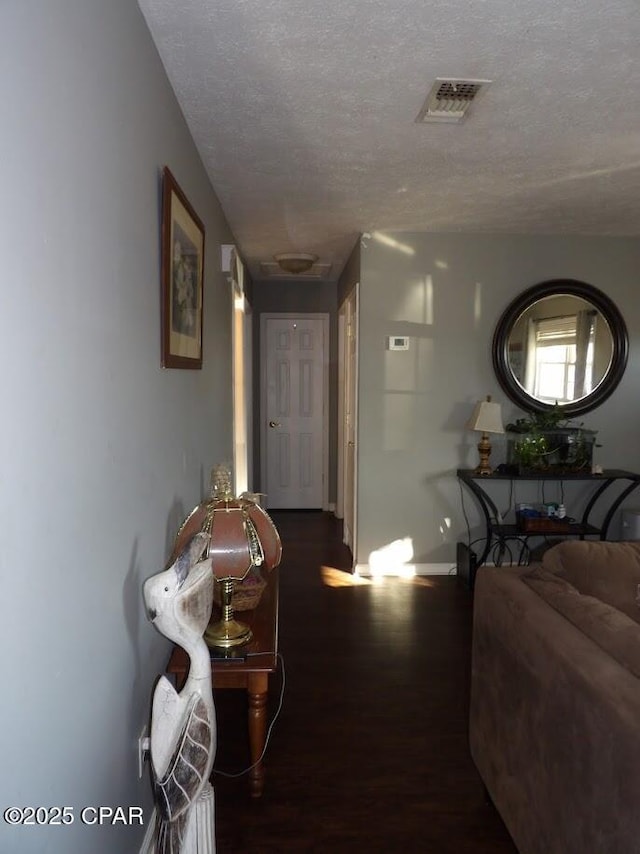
[492,279,628,416]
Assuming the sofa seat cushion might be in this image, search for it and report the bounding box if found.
[542,540,640,623]
[524,564,640,680]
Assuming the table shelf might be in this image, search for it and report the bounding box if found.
[456,468,640,589]
[493,521,601,538]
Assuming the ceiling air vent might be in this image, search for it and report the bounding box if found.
[416,78,492,124]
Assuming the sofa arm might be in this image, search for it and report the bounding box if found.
[470,564,640,854]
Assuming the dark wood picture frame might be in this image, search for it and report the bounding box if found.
[161,166,205,369]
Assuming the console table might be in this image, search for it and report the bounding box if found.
[456,469,640,588]
[166,569,279,798]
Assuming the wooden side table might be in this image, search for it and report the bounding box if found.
[166,569,279,798]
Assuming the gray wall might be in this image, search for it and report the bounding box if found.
[0,3,234,852]
[357,233,640,567]
[251,279,339,501]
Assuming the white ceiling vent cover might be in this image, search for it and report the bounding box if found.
[416,78,492,124]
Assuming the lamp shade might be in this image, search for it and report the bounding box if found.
[170,496,282,581]
[466,397,505,434]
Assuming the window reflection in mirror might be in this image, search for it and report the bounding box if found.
[507,294,613,405]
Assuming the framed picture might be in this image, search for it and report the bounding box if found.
[161,166,205,369]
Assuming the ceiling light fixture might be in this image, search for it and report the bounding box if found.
[274,253,318,275]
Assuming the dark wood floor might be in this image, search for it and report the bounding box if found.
[213,511,517,853]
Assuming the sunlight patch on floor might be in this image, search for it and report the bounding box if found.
[368,537,416,578]
[320,566,373,587]
[402,576,437,588]
[320,566,439,589]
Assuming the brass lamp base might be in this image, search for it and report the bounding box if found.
[204,577,253,649]
[204,617,252,649]
[474,432,494,476]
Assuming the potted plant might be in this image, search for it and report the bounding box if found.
[505,404,599,474]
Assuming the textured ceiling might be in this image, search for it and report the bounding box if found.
[138,0,640,283]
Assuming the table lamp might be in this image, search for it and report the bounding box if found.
[467,395,504,475]
[169,465,282,648]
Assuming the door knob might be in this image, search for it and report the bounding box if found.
[269,420,281,428]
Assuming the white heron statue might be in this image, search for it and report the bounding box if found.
[144,531,216,853]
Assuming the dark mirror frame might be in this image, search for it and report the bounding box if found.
[492,279,628,417]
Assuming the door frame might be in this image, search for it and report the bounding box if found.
[259,312,330,510]
[336,309,346,521]
[231,283,252,495]
[337,285,359,559]
[228,248,252,495]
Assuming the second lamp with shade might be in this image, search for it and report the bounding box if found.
[467,395,504,475]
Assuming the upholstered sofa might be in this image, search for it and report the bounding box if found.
[469,540,640,854]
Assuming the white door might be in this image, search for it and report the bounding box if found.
[261,314,328,509]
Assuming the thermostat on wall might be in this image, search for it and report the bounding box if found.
[387,335,410,351]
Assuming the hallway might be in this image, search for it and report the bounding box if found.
[213,511,517,853]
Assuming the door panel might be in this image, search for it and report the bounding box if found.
[262,315,327,509]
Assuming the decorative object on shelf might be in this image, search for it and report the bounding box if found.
[210,462,232,498]
[274,252,318,275]
[516,502,571,532]
[505,405,598,474]
[466,395,505,476]
[161,166,205,369]
[492,279,628,417]
[212,566,267,611]
[170,465,282,649]
[143,532,217,854]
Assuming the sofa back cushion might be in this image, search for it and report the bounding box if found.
[523,564,640,679]
[542,540,640,623]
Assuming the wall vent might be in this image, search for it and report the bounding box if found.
[416,78,492,124]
